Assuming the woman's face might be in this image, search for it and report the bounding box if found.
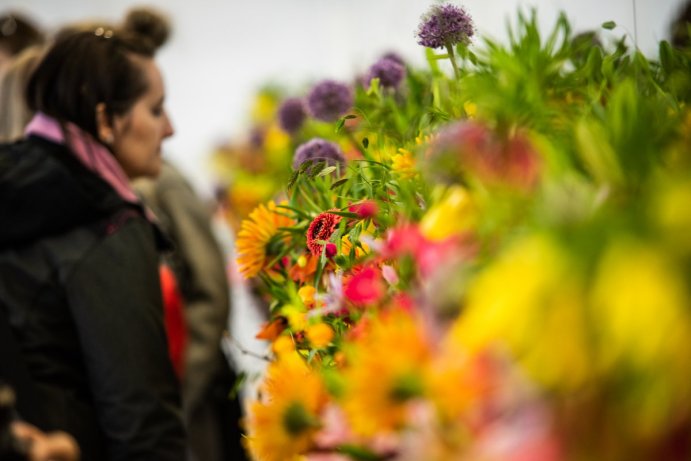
[111,57,174,179]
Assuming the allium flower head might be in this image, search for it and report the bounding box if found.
[306,79,353,122]
[366,57,406,89]
[416,3,474,49]
[381,51,405,66]
[277,97,307,134]
[292,138,346,171]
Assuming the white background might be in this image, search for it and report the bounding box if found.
[1,0,685,194]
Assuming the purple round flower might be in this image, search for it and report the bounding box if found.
[381,51,405,66]
[278,98,307,134]
[416,3,474,49]
[306,80,353,122]
[293,138,346,171]
[366,57,406,89]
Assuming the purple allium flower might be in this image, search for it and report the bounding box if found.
[416,3,474,49]
[366,57,406,89]
[306,80,353,122]
[278,97,307,134]
[381,51,405,66]
[292,138,346,170]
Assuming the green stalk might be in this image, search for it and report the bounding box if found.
[445,42,461,80]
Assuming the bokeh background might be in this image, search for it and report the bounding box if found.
[1,0,684,194]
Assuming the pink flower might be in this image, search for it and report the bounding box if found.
[382,224,463,277]
[343,266,386,306]
[348,200,379,219]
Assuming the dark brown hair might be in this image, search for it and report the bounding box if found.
[25,29,156,140]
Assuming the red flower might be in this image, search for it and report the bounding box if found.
[343,266,386,306]
[348,200,379,219]
[325,243,338,258]
[306,211,342,255]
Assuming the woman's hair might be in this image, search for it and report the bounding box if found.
[671,0,691,49]
[0,13,44,57]
[0,45,43,142]
[25,7,171,141]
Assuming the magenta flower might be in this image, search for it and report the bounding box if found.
[343,266,386,306]
[416,3,475,49]
[278,97,306,134]
[306,80,353,122]
[293,138,346,171]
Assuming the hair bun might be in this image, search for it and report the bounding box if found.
[122,7,170,49]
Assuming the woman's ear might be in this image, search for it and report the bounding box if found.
[95,103,114,145]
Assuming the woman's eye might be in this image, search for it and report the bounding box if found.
[151,106,163,116]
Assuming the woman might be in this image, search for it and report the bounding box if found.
[0,27,185,460]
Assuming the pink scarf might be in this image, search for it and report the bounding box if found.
[25,112,142,204]
[25,113,158,224]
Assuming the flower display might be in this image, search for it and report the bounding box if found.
[217,3,691,460]
[306,80,354,122]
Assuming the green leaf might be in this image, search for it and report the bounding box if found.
[316,166,337,177]
[336,444,386,461]
[276,204,311,219]
[659,40,673,76]
[286,170,298,190]
[330,178,349,190]
[366,78,380,97]
[299,159,315,173]
[329,211,360,219]
[601,21,616,30]
[335,114,357,134]
[307,160,327,178]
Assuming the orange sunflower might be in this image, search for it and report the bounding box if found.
[339,310,431,436]
[246,352,327,461]
[236,200,295,278]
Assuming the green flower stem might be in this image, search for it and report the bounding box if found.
[445,42,461,80]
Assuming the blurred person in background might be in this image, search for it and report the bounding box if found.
[1,383,80,461]
[127,8,248,460]
[0,12,44,74]
[0,45,43,142]
[0,19,185,461]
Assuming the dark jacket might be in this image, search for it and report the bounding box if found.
[134,163,249,461]
[0,136,186,460]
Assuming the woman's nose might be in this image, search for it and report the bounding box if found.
[163,111,175,138]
